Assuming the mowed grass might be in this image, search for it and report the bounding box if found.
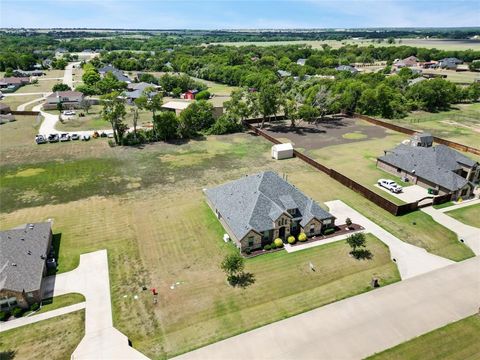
[0,191,400,359]
[15,79,62,94]
[386,103,480,149]
[0,310,85,360]
[445,204,480,228]
[0,95,43,110]
[34,293,85,315]
[422,69,480,84]
[368,315,480,360]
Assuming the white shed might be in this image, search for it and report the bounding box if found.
[271,143,294,160]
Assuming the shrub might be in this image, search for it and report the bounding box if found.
[30,303,40,312]
[12,307,23,318]
[244,247,252,255]
[287,236,296,244]
[345,217,352,227]
[108,139,116,147]
[298,233,307,242]
[0,310,8,321]
[274,238,283,248]
[195,90,211,100]
[207,115,243,135]
[323,228,335,235]
[52,83,71,92]
[263,244,271,251]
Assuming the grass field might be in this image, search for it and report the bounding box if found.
[387,103,480,149]
[368,314,480,360]
[0,131,473,358]
[0,95,44,110]
[445,204,480,228]
[209,38,480,51]
[15,79,62,94]
[422,69,480,84]
[0,310,85,360]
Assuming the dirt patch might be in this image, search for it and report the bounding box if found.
[5,168,45,178]
[262,118,387,150]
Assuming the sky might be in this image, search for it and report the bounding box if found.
[0,0,479,29]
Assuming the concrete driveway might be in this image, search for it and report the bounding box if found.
[375,183,431,203]
[174,256,480,360]
[325,200,453,279]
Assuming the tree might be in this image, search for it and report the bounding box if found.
[135,88,163,138]
[101,91,127,145]
[80,98,92,114]
[96,72,127,94]
[297,104,318,123]
[346,233,366,253]
[52,83,71,92]
[153,111,179,141]
[82,69,101,86]
[178,100,214,138]
[345,218,353,229]
[312,86,337,121]
[56,101,63,113]
[130,106,139,140]
[220,253,245,277]
[224,89,251,122]
[258,84,280,128]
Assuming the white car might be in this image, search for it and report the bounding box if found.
[35,134,47,144]
[59,133,70,142]
[63,110,76,116]
[71,133,80,140]
[378,179,402,193]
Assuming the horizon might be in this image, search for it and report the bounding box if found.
[1,0,479,29]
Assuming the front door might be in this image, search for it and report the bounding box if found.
[279,226,286,240]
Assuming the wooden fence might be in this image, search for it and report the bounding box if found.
[11,110,41,116]
[353,113,480,156]
[244,121,453,216]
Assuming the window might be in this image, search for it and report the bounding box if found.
[310,224,315,234]
[323,219,332,225]
[248,237,254,247]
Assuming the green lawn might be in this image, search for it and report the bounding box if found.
[386,103,480,149]
[445,204,480,228]
[27,293,85,316]
[0,95,43,110]
[422,69,480,84]
[368,315,480,360]
[15,79,62,94]
[0,310,85,360]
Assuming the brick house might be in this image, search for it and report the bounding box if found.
[377,134,479,200]
[44,91,85,110]
[0,222,53,310]
[205,171,335,252]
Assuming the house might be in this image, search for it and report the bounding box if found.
[123,87,158,105]
[296,58,307,66]
[98,65,131,83]
[0,222,53,310]
[335,65,358,74]
[272,143,294,160]
[44,91,85,110]
[204,171,336,252]
[277,70,291,78]
[181,89,198,100]
[437,58,463,70]
[377,134,479,200]
[13,69,45,77]
[127,82,159,92]
[161,100,192,116]
[0,77,30,92]
[393,56,419,68]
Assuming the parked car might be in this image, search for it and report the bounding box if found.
[35,134,47,144]
[81,134,91,141]
[378,179,403,193]
[48,134,59,143]
[100,132,107,138]
[63,110,75,116]
[107,133,114,138]
[59,133,70,142]
[71,133,80,140]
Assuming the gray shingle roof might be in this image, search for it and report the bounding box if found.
[335,65,358,73]
[0,222,51,293]
[378,144,477,191]
[205,171,333,240]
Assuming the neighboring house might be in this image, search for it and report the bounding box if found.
[437,58,463,70]
[0,222,53,310]
[335,65,359,74]
[181,89,198,100]
[377,134,479,199]
[161,100,192,116]
[393,56,419,68]
[205,171,336,252]
[127,82,158,92]
[98,65,132,83]
[296,58,307,66]
[0,77,30,92]
[13,69,45,77]
[277,70,291,78]
[44,91,85,110]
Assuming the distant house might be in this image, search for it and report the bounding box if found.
[98,65,132,83]
[393,56,419,68]
[13,69,45,77]
[127,82,159,92]
[437,58,463,70]
[205,171,335,252]
[123,85,158,105]
[181,89,198,100]
[296,58,307,66]
[377,133,479,200]
[161,100,192,116]
[277,70,291,78]
[335,65,358,74]
[0,77,30,92]
[44,91,85,110]
[0,222,53,310]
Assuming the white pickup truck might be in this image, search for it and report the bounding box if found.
[378,179,403,193]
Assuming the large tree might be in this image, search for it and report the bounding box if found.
[101,91,127,145]
[258,84,280,128]
[153,111,179,141]
[135,87,163,138]
[178,100,214,138]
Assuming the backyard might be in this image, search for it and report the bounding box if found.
[368,314,480,360]
[445,204,480,228]
[0,95,44,110]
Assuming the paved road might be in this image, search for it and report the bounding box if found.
[325,200,454,279]
[0,303,86,332]
[17,96,45,111]
[422,205,480,255]
[174,256,480,360]
[63,62,81,89]
[43,250,149,360]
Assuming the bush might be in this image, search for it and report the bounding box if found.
[287,236,296,244]
[108,139,116,147]
[345,217,352,227]
[195,90,211,100]
[244,247,252,255]
[12,307,23,318]
[0,310,8,321]
[207,115,244,135]
[30,303,40,312]
[298,233,307,242]
[263,244,271,251]
[122,130,148,146]
[323,227,335,235]
[274,238,283,248]
[52,83,71,92]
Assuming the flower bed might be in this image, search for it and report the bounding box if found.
[242,246,284,258]
[290,223,363,247]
